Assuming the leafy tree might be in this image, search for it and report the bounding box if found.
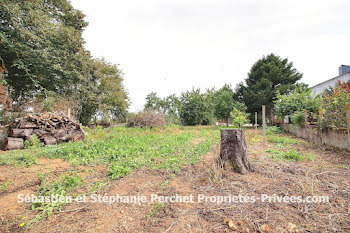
[94,59,129,123]
[213,84,234,126]
[179,89,209,126]
[237,54,303,122]
[144,92,164,112]
[0,1,130,125]
[230,107,250,128]
[0,0,91,101]
[274,86,320,119]
[144,93,181,123]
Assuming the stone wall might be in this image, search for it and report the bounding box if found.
[279,123,350,151]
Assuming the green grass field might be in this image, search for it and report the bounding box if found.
[1,125,220,177]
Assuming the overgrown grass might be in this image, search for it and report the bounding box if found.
[29,172,84,222]
[267,135,303,145]
[266,126,284,135]
[267,149,316,162]
[0,152,38,167]
[1,126,219,178]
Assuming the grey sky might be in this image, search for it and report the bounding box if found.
[70,0,350,112]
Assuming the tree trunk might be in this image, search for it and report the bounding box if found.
[219,129,251,174]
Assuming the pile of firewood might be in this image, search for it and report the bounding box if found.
[5,112,85,150]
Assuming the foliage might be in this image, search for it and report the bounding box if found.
[127,110,166,128]
[236,53,303,122]
[31,173,84,220]
[0,151,37,167]
[92,59,129,124]
[267,135,302,145]
[267,149,316,162]
[0,0,91,100]
[291,111,305,127]
[179,89,212,126]
[318,81,350,130]
[24,135,43,149]
[0,57,12,112]
[274,87,320,121]
[0,1,129,126]
[213,84,234,124]
[266,126,284,135]
[2,126,218,180]
[230,107,250,128]
[144,93,181,124]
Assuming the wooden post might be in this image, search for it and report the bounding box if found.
[68,108,71,118]
[255,112,258,130]
[262,105,266,145]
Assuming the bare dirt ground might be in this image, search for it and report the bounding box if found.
[1,129,350,233]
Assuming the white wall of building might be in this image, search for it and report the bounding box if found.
[311,72,350,95]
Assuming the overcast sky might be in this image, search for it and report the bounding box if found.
[70,0,350,112]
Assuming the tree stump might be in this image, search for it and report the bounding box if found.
[219,129,251,174]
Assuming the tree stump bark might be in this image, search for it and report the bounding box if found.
[219,129,251,174]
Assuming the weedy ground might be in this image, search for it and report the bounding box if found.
[0,125,349,233]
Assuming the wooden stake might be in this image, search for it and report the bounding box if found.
[262,105,266,145]
[255,112,258,130]
[68,108,71,118]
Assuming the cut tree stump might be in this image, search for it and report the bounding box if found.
[5,137,24,150]
[219,129,252,174]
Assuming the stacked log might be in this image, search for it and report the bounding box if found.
[4,112,85,150]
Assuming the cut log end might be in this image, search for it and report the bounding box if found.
[4,112,85,150]
[219,129,252,174]
[5,137,24,150]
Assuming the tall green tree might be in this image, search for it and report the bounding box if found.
[0,0,91,100]
[237,53,302,122]
[0,1,129,125]
[213,84,234,126]
[144,92,164,112]
[179,89,207,126]
[94,59,129,123]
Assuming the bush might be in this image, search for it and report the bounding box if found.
[230,107,250,128]
[24,134,43,149]
[127,110,166,128]
[274,87,320,122]
[291,111,305,127]
[318,81,350,130]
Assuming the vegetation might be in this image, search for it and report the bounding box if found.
[127,110,166,128]
[267,149,316,162]
[274,87,320,122]
[144,84,250,126]
[144,93,181,124]
[0,1,128,125]
[236,53,303,122]
[31,173,84,221]
[318,81,350,130]
[213,84,235,126]
[230,107,250,128]
[179,89,214,126]
[273,80,350,130]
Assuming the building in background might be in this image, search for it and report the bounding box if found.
[311,65,350,95]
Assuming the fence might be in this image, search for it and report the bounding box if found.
[279,122,350,151]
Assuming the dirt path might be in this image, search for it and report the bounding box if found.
[2,130,350,232]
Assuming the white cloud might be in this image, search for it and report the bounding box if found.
[70,0,350,111]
